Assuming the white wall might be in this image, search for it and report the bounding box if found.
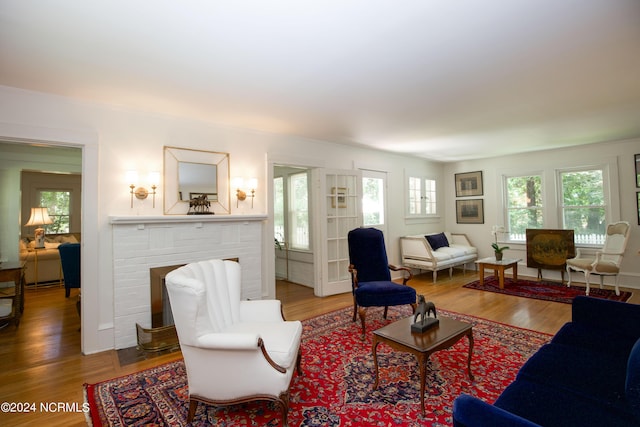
[444,139,640,286]
[0,85,442,354]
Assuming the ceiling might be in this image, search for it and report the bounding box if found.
[1,1,639,162]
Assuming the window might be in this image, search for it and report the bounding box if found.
[273,176,284,244]
[407,176,437,217]
[39,190,71,234]
[505,175,543,240]
[289,172,309,250]
[560,168,606,244]
[362,176,384,226]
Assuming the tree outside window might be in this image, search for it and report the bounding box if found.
[39,190,71,234]
[561,169,605,243]
[289,172,309,250]
[362,177,384,226]
[505,175,543,240]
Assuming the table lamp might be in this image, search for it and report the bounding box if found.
[25,207,53,249]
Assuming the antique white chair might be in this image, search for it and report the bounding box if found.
[566,221,630,296]
[164,259,302,426]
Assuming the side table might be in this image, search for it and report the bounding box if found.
[475,257,522,289]
[0,262,25,327]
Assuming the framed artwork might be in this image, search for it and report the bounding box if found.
[637,192,640,225]
[456,199,484,224]
[332,187,347,208]
[525,229,575,271]
[635,154,640,187]
[455,171,483,197]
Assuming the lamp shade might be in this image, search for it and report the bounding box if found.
[25,207,53,227]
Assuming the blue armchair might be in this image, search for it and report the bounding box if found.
[58,242,80,298]
[348,227,416,337]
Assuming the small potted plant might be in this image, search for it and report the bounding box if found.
[491,226,509,261]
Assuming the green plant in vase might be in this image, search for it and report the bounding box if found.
[491,225,509,261]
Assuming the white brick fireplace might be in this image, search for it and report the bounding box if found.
[110,214,267,349]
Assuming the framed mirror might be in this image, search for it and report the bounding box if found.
[163,146,230,215]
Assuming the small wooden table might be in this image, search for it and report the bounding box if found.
[372,316,474,416]
[476,257,522,289]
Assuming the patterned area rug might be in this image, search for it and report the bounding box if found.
[85,306,550,426]
[463,275,632,304]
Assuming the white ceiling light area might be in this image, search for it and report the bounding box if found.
[1,0,639,161]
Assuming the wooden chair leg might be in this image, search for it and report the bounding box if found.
[358,307,367,338]
[278,390,291,427]
[187,399,198,422]
[383,306,389,319]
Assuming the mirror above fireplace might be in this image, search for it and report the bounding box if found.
[163,146,230,215]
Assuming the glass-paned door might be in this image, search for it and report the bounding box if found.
[313,168,362,296]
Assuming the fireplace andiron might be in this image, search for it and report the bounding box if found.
[412,295,439,333]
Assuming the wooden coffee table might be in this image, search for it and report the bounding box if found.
[372,316,474,416]
[475,257,522,289]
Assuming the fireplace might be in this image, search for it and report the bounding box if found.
[111,214,265,349]
[136,264,184,352]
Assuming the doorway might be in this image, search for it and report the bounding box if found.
[0,141,83,352]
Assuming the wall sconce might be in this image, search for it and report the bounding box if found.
[232,177,257,208]
[127,171,160,208]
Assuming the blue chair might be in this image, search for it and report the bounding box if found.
[348,227,417,337]
[58,242,80,298]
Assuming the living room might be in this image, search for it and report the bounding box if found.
[1,1,640,425]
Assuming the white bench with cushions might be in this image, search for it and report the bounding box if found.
[400,232,478,282]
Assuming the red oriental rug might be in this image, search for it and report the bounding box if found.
[463,275,632,304]
[84,306,550,426]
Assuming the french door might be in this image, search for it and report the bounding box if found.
[313,168,362,297]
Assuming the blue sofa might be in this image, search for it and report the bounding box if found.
[453,296,640,427]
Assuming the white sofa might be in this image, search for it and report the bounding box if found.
[19,233,80,285]
[400,232,477,282]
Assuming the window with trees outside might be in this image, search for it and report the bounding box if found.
[273,176,284,245]
[560,168,606,245]
[273,172,310,251]
[505,175,543,241]
[504,167,608,245]
[39,190,71,234]
[363,176,384,226]
[407,176,436,216]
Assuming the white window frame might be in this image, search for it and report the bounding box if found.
[405,174,438,219]
[557,165,610,246]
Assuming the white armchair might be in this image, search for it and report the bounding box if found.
[164,259,302,426]
[566,221,631,296]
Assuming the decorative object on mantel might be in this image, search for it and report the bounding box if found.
[24,207,53,248]
[187,194,213,215]
[491,225,509,261]
[163,146,230,215]
[412,295,439,333]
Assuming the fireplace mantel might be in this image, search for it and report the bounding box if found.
[110,214,267,225]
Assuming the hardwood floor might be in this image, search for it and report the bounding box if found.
[1,270,637,426]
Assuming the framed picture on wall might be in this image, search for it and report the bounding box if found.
[456,199,484,224]
[635,154,640,187]
[332,187,347,208]
[637,192,640,225]
[455,171,483,197]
